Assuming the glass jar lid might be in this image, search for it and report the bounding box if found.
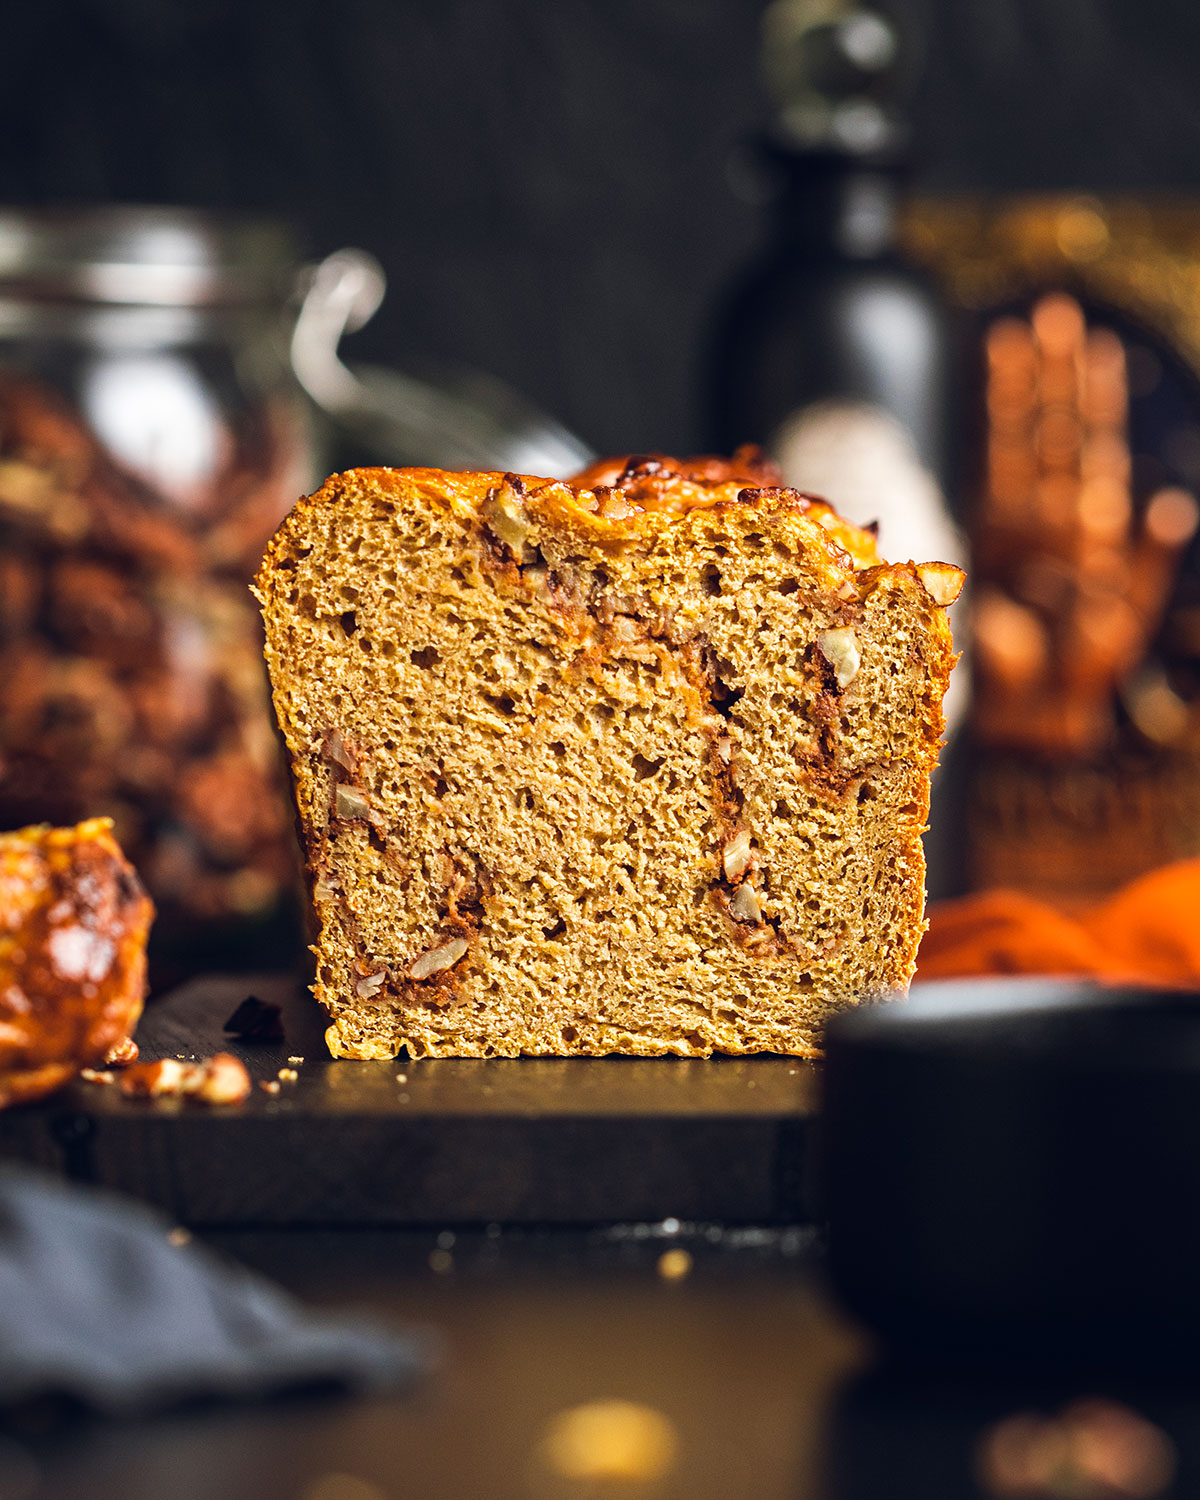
[0,206,300,307]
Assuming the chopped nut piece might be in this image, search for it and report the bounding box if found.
[194,1053,252,1105]
[119,1058,198,1098]
[817,626,861,689]
[410,937,470,981]
[916,561,966,607]
[730,883,763,923]
[483,480,530,552]
[320,726,356,774]
[80,1068,115,1085]
[335,784,372,821]
[599,494,634,520]
[355,971,387,999]
[722,828,753,882]
[313,873,340,903]
[714,736,733,764]
[103,1035,139,1067]
[836,579,858,601]
[287,1055,304,1065]
[118,1052,251,1105]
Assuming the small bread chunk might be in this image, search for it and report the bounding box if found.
[255,455,961,1058]
[0,818,153,1104]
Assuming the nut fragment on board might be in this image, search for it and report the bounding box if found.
[104,1036,139,1067]
[194,1053,253,1104]
[118,1052,251,1105]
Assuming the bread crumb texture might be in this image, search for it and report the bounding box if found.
[254,457,960,1058]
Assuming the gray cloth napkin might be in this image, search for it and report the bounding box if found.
[0,1166,425,1414]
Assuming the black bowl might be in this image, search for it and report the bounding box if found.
[823,979,1200,1370]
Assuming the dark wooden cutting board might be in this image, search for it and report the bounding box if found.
[0,975,820,1227]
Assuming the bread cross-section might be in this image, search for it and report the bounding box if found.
[255,453,962,1059]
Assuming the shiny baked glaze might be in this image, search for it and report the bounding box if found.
[0,818,153,1107]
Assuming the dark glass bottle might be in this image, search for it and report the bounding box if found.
[710,145,955,495]
[707,4,966,899]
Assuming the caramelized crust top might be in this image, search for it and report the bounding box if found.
[262,450,891,594]
[0,817,153,1106]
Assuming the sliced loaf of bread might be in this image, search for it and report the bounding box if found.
[255,454,961,1058]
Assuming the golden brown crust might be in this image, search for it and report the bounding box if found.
[0,818,153,1107]
[570,445,785,490]
[258,461,885,595]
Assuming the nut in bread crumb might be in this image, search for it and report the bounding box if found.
[355,971,387,999]
[916,561,966,607]
[335,784,373,821]
[321,726,356,775]
[410,937,469,980]
[483,480,530,552]
[730,883,763,924]
[722,828,754,882]
[817,626,861,689]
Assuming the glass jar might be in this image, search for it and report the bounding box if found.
[0,207,315,975]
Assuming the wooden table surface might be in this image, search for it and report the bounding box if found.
[5,1219,1197,1500]
[0,974,820,1226]
[0,1221,862,1500]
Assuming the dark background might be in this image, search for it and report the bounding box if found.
[4,0,1200,454]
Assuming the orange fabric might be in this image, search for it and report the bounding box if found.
[917,858,1200,986]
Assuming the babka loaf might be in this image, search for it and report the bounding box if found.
[0,817,153,1105]
[255,453,962,1059]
